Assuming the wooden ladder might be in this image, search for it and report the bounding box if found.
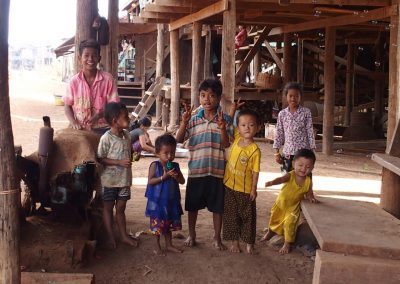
[131,76,166,121]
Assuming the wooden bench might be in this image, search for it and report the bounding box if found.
[301,197,400,283]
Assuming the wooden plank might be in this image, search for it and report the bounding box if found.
[191,22,201,107]
[144,4,194,13]
[140,11,186,20]
[239,0,389,5]
[169,0,228,31]
[387,119,400,157]
[235,26,269,84]
[119,22,158,34]
[264,40,284,70]
[170,29,180,126]
[155,0,215,8]
[372,153,400,175]
[301,197,400,259]
[322,27,336,155]
[21,272,94,284]
[220,0,236,113]
[269,5,398,36]
[204,25,212,78]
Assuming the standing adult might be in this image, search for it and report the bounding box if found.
[273,82,316,172]
[63,39,119,134]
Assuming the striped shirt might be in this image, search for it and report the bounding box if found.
[185,108,233,178]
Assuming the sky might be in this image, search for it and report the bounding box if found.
[9,0,121,47]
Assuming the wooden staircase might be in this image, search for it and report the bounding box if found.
[131,76,166,121]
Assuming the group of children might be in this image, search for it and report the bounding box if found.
[97,78,319,255]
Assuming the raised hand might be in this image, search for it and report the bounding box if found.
[181,103,194,124]
[229,97,245,118]
[217,110,227,130]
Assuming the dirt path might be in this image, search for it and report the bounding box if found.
[11,69,383,283]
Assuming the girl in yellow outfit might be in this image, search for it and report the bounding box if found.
[262,149,319,254]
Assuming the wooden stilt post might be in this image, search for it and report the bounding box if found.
[0,1,20,282]
[253,50,261,82]
[221,0,236,113]
[282,33,292,107]
[322,27,336,155]
[296,37,303,84]
[108,0,119,79]
[204,25,212,79]
[75,0,98,73]
[380,0,400,218]
[156,24,165,123]
[344,43,354,126]
[170,29,180,126]
[191,22,202,108]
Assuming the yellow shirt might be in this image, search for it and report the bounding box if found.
[224,137,261,193]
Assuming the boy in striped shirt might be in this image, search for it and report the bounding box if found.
[176,79,232,250]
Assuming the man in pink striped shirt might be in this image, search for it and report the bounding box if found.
[63,39,119,134]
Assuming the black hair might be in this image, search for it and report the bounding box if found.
[293,149,316,164]
[283,82,303,97]
[104,102,127,125]
[79,39,101,56]
[199,78,223,97]
[129,116,151,131]
[155,134,177,153]
[236,109,260,126]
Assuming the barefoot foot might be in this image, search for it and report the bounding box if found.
[213,239,227,251]
[184,236,196,247]
[246,244,255,254]
[121,236,138,247]
[229,241,241,253]
[279,242,290,254]
[166,245,183,253]
[260,229,276,242]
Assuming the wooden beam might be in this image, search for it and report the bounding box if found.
[297,37,304,83]
[303,42,369,72]
[108,0,119,79]
[119,23,158,34]
[129,17,170,24]
[155,0,215,7]
[264,41,284,70]
[140,11,186,20]
[0,0,20,282]
[170,29,180,126]
[269,5,398,35]
[169,0,228,31]
[238,0,390,6]
[322,27,336,155]
[144,4,194,14]
[204,25,212,78]
[344,43,354,126]
[156,24,165,122]
[191,22,202,107]
[221,0,236,113]
[235,26,269,84]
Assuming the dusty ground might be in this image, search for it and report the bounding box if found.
[10,68,384,283]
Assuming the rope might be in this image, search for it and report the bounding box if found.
[0,189,21,195]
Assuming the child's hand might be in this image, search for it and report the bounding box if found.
[308,196,320,203]
[119,158,132,168]
[217,110,227,130]
[165,168,178,179]
[250,190,257,201]
[181,103,194,124]
[265,181,273,187]
[275,154,283,165]
[229,97,245,117]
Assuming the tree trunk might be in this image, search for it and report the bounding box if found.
[0,0,20,282]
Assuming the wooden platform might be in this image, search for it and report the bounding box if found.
[313,250,400,284]
[372,153,400,176]
[22,272,94,284]
[301,197,400,260]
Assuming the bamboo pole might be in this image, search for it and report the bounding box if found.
[221,0,236,113]
[156,24,165,122]
[322,27,336,155]
[191,22,202,108]
[344,43,354,126]
[170,29,180,126]
[0,0,20,282]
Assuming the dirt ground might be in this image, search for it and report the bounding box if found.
[10,68,384,283]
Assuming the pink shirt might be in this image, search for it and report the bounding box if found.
[63,70,119,129]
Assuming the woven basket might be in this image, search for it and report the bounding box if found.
[255,73,282,89]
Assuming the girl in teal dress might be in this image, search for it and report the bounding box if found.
[145,134,185,255]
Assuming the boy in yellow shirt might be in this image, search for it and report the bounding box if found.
[223,109,261,254]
